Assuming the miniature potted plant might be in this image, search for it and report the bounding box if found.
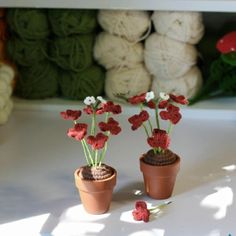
[60,96,122,214]
[127,92,188,199]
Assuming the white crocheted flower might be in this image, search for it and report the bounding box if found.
[145,91,155,102]
[84,96,96,105]
[159,92,170,100]
[97,96,106,104]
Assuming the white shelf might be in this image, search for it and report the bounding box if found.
[0,0,236,12]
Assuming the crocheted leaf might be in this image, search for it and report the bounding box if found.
[221,52,236,66]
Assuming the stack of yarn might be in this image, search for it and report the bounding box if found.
[94,10,152,102]
[6,8,59,99]
[145,11,204,99]
[48,9,105,100]
[0,62,15,124]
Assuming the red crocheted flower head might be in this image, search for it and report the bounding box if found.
[128,110,149,130]
[128,93,147,105]
[60,110,81,120]
[160,104,182,124]
[216,31,236,54]
[67,123,88,141]
[147,128,170,150]
[87,133,108,150]
[132,200,150,222]
[102,101,122,114]
[169,94,188,105]
[99,117,121,135]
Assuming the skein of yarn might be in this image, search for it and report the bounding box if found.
[145,33,198,79]
[49,34,94,72]
[48,9,97,37]
[7,8,50,40]
[15,61,59,99]
[152,11,204,44]
[152,66,203,99]
[59,65,105,100]
[94,32,144,70]
[98,10,150,42]
[105,63,151,102]
[7,37,47,66]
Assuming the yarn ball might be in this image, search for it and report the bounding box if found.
[94,32,144,70]
[0,98,13,125]
[98,10,150,42]
[50,34,94,72]
[152,11,204,44]
[7,8,50,40]
[0,62,15,84]
[15,61,59,99]
[0,91,9,109]
[59,65,105,100]
[145,33,198,79]
[0,80,12,97]
[105,63,151,102]
[48,9,97,37]
[152,66,203,99]
[7,37,47,66]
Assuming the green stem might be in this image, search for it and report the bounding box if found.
[167,122,173,135]
[155,101,160,129]
[91,111,96,135]
[82,139,94,166]
[95,149,98,167]
[142,123,150,137]
[99,140,108,166]
[149,201,172,213]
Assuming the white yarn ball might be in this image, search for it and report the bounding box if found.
[0,62,15,84]
[105,63,151,102]
[0,92,10,109]
[94,32,144,70]
[98,10,151,42]
[151,66,203,99]
[152,11,204,44]
[145,33,198,79]
[0,98,13,125]
[0,80,12,97]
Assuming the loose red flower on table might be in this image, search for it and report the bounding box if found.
[160,104,182,125]
[67,123,88,141]
[147,129,170,149]
[60,110,81,120]
[128,110,149,130]
[99,117,121,135]
[128,93,147,105]
[87,133,108,150]
[132,201,150,222]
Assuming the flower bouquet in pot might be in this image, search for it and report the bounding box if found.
[60,96,122,214]
[127,92,188,199]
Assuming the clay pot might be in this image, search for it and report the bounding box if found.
[74,165,117,214]
[140,151,180,199]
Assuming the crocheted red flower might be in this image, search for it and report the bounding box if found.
[87,133,108,150]
[101,101,122,114]
[128,110,149,130]
[99,117,121,135]
[60,110,81,120]
[67,123,88,141]
[169,94,188,105]
[128,93,146,105]
[132,201,150,222]
[147,129,170,149]
[160,104,182,124]
[216,31,236,54]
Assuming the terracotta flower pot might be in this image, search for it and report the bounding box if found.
[140,151,180,199]
[74,165,117,214]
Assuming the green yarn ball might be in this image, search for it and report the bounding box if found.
[48,9,97,37]
[7,8,50,40]
[15,61,59,99]
[49,34,94,72]
[7,37,47,66]
[59,65,105,100]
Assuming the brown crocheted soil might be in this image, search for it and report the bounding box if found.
[79,165,114,180]
[143,149,177,166]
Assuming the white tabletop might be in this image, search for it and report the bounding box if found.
[0,107,235,236]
